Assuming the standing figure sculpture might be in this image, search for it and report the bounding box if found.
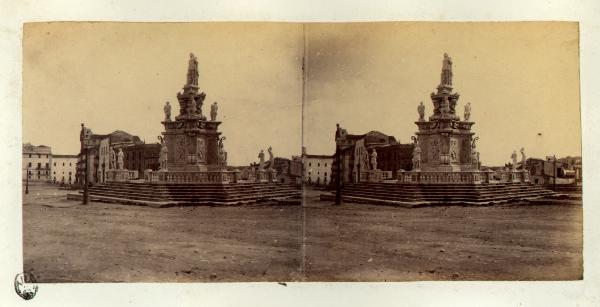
[441,96,450,116]
[109,148,116,170]
[218,137,227,167]
[159,141,168,170]
[370,149,378,170]
[471,145,480,170]
[187,53,199,86]
[464,102,471,121]
[164,101,172,121]
[417,101,425,121]
[412,143,421,171]
[520,147,526,169]
[511,150,518,170]
[440,52,453,86]
[210,102,218,121]
[258,150,265,170]
[267,146,274,167]
[117,148,124,170]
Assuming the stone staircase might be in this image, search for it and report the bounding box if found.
[67,181,301,207]
[320,182,558,207]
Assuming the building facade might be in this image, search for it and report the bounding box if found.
[76,127,143,185]
[22,143,52,182]
[332,127,414,185]
[51,155,78,184]
[123,143,161,177]
[303,154,333,185]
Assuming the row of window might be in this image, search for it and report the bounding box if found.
[26,154,49,158]
[307,171,328,177]
[53,162,73,167]
[53,171,72,175]
[307,162,329,167]
[27,162,73,168]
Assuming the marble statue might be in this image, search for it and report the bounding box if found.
[412,143,421,170]
[195,92,206,116]
[464,102,471,121]
[267,146,274,165]
[109,148,116,170]
[441,97,450,116]
[417,101,425,121]
[117,148,124,170]
[511,150,518,170]
[441,52,453,86]
[370,149,378,170]
[159,141,168,170]
[210,102,218,121]
[163,101,171,121]
[520,147,526,169]
[187,53,199,86]
[218,137,227,167]
[258,150,265,170]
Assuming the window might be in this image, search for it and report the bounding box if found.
[28,154,31,158]
[63,162,65,166]
[45,163,49,168]
[38,154,41,158]
[325,163,327,167]
[53,162,56,166]
[37,163,41,169]
[318,163,320,167]
[324,172,327,177]
[69,163,72,166]
[28,162,31,167]
[309,163,311,167]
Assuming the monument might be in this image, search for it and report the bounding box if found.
[322,53,553,207]
[72,53,300,206]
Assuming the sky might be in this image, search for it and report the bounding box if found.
[304,22,581,165]
[23,22,580,166]
[23,22,303,166]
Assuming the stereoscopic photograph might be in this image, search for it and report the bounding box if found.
[21,22,582,283]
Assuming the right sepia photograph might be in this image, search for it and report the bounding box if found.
[301,22,582,281]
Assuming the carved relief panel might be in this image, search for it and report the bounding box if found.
[449,138,458,163]
[197,138,206,163]
[175,135,186,162]
[429,137,440,162]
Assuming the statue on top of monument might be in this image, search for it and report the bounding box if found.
[164,101,171,121]
[210,102,218,121]
[520,147,526,169]
[117,148,124,170]
[412,143,421,171]
[417,101,425,121]
[464,102,471,121]
[440,52,453,87]
[187,53,199,87]
[258,150,265,170]
[511,150,518,170]
[370,149,378,171]
[441,96,450,116]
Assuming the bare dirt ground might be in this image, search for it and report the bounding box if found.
[23,184,582,282]
[302,188,583,281]
[23,184,303,282]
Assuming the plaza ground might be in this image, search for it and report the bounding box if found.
[23,184,582,282]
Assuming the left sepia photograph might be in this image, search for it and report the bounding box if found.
[22,22,304,282]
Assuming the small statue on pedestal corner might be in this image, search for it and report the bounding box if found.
[441,97,450,116]
[258,150,265,170]
[117,148,124,170]
[464,102,471,121]
[267,146,274,167]
[159,141,168,170]
[109,148,116,170]
[412,143,421,171]
[370,149,378,171]
[520,147,526,169]
[511,150,518,170]
[417,101,425,121]
[164,101,172,121]
[210,102,218,121]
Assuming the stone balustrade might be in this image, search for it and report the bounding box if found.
[144,170,242,184]
[106,169,139,182]
[397,169,529,184]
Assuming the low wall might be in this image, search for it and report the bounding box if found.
[397,170,530,184]
[143,169,278,184]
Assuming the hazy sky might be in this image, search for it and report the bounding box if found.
[24,22,580,166]
[23,22,303,166]
[304,22,581,165]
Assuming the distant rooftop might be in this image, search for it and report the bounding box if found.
[23,143,51,154]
